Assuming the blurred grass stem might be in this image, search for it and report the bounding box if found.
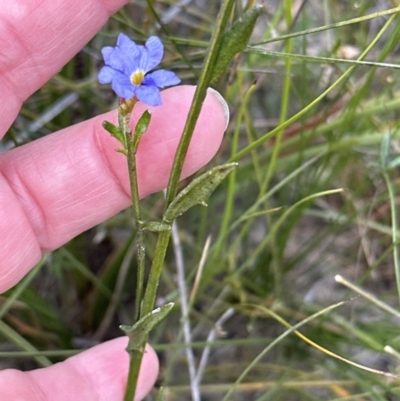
[382,170,400,305]
[230,12,397,162]
[171,220,200,401]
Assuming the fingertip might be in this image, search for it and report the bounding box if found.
[206,87,230,131]
[65,337,159,401]
[25,338,159,401]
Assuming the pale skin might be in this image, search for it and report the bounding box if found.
[0,0,227,400]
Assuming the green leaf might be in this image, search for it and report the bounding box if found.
[120,303,174,353]
[133,110,152,152]
[156,387,165,401]
[102,120,124,145]
[145,221,172,232]
[164,163,238,223]
[211,5,263,83]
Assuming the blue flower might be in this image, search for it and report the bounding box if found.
[98,34,180,106]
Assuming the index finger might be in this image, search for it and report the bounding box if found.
[0,86,228,293]
[0,0,129,135]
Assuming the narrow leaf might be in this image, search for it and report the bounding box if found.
[164,163,238,223]
[133,110,152,152]
[120,303,174,352]
[156,387,165,401]
[211,5,263,83]
[102,120,124,144]
[145,221,172,232]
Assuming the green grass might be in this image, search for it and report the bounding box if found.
[3,0,400,399]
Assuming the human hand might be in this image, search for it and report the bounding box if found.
[0,0,228,400]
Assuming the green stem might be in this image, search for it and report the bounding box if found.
[142,230,171,315]
[122,2,236,397]
[120,100,145,322]
[119,98,147,400]
[165,0,235,206]
[122,230,171,401]
[126,0,235,366]
[268,0,293,297]
[383,170,400,305]
[125,129,145,323]
[123,351,143,401]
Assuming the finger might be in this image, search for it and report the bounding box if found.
[0,338,159,401]
[0,85,229,292]
[0,0,129,135]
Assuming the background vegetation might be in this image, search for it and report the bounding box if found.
[2,0,400,399]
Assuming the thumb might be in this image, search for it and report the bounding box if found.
[0,338,158,401]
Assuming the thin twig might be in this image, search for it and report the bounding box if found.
[171,220,200,401]
[195,307,235,385]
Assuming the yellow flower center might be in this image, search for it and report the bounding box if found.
[130,69,145,86]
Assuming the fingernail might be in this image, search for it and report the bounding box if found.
[207,87,230,130]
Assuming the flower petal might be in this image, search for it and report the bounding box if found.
[146,70,181,88]
[102,34,142,76]
[98,66,118,84]
[101,47,118,67]
[102,47,131,76]
[143,36,164,71]
[116,33,137,51]
[136,84,162,106]
[116,33,141,71]
[110,73,136,99]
